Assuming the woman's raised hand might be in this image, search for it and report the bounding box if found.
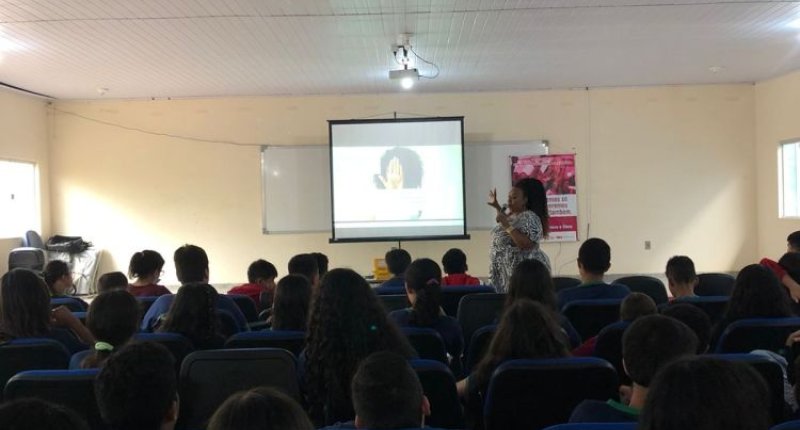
[487,188,501,210]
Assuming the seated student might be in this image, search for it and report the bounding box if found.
[158,283,227,350]
[228,259,278,312]
[271,275,311,332]
[207,387,314,430]
[506,258,581,347]
[710,264,795,347]
[760,231,800,302]
[0,268,94,354]
[557,238,630,310]
[318,351,433,430]
[43,260,88,308]
[126,250,170,297]
[639,356,771,430]
[81,290,140,368]
[572,292,657,356]
[0,398,89,430]
[665,255,698,300]
[95,342,178,430]
[141,244,246,332]
[288,253,320,290]
[389,258,464,362]
[311,252,330,278]
[457,299,570,429]
[97,271,128,294]
[660,303,712,354]
[440,248,481,286]
[379,249,412,289]
[570,315,698,423]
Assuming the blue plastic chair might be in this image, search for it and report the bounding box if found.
[226,294,260,323]
[773,420,800,430]
[411,359,465,429]
[614,275,668,305]
[225,330,306,356]
[667,296,729,324]
[714,317,800,353]
[51,297,88,312]
[456,293,505,351]
[562,299,625,340]
[441,285,495,316]
[542,424,637,430]
[0,338,70,398]
[402,327,448,363]
[696,273,735,296]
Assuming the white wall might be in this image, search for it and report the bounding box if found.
[0,88,50,274]
[46,84,757,285]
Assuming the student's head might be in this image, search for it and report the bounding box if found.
[665,255,698,297]
[95,342,178,430]
[310,252,329,277]
[271,275,311,332]
[577,238,611,277]
[97,271,128,294]
[352,351,430,430]
[0,398,89,430]
[0,268,51,337]
[43,259,72,295]
[287,254,319,287]
[661,303,712,353]
[247,259,278,286]
[726,264,793,321]
[788,231,800,253]
[512,178,549,233]
[622,315,697,388]
[639,356,771,430]
[619,292,657,321]
[506,258,556,311]
[385,249,412,276]
[441,248,468,275]
[159,283,219,346]
[305,269,414,420]
[128,250,165,281]
[377,147,423,189]
[207,387,314,430]
[173,244,209,284]
[83,290,140,368]
[404,258,443,327]
[779,252,800,283]
[473,299,569,390]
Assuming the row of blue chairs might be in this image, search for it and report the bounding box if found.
[544,420,800,430]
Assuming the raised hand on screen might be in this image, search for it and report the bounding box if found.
[487,188,502,211]
[379,156,404,189]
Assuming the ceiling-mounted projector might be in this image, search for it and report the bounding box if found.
[389,68,419,89]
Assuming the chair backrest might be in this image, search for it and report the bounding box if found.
[8,247,46,272]
[378,294,411,313]
[178,348,299,430]
[132,332,195,373]
[225,330,306,356]
[0,338,70,398]
[714,317,800,353]
[696,273,736,296]
[402,327,448,363]
[373,285,406,296]
[217,309,241,338]
[483,358,619,430]
[592,321,632,385]
[135,296,160,322]
[411,359,465,429]
[5,369,105,430]
[226,294,260,323]
[562,299,624,340]
[465,325,497,373]
[542,424,638,430]
[553,276,582,292]
[669,296,730,324]
[441,286,496,316]
[51,297,88,312]
[774,420,800,430]
[614,275,668,304]
[457,293,506,350]
[711,353,786,423]
[24,230,45,249]
[69,349,93,369]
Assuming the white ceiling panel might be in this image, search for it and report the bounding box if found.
[0,0,799,99]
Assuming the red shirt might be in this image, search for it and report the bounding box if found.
[127,283,171,297]
[227,283,272,312]
[761,258,787,280]
[442,273,481,286]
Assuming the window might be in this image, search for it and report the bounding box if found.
[0,159,38,238]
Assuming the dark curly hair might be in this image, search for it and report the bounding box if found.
[304,268,414,425]
[158,283,221,348]
[514,178,549,234]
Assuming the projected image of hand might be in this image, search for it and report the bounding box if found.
[379,156,404,189]
[373,147,423,190]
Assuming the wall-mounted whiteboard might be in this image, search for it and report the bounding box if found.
[261,141,548,234]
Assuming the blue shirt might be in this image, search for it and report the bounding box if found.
[557,281,631,311]
[140,292,247,332]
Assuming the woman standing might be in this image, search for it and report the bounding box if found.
[488,178,550,292]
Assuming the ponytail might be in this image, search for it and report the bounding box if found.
[405,258,443,327]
